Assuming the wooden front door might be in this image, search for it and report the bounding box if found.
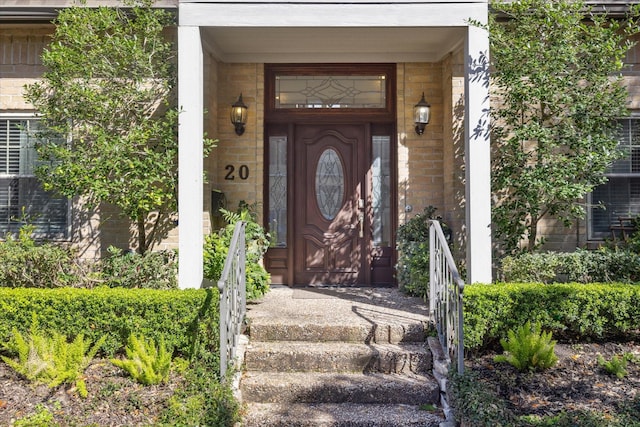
[294,124,367,285]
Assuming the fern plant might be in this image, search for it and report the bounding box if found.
[110,334,172,385]
[597,353,635,379]
[494,321,558,372]
[2,319,106,398]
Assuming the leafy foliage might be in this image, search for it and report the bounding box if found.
[0,287,218,357]
[500,248,640,284]
[597,353,637,379]
[204,203,270,300]
[99,245,178,289]
[451,367,640,427]
[463,283,640,352]
[23,0,204,254]
[475,0,640,253]
[494,321,558,372]
[14,403,60,427]
[1,317,106,398]
[0,224,84,288]
[396,206,450,298]
[110,334,172,385]
[448,370,515,427]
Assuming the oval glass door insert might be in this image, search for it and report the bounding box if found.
[315,148,344,220]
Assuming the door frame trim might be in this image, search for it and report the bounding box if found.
[263,63,397,286]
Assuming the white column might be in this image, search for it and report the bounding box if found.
[178,25,204,289]
[465,23,493,284]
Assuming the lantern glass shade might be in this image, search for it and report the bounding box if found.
[231,93,248,135]
[413,92,430,135]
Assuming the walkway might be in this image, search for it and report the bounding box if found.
[240,285,446,426]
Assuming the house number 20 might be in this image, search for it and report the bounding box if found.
[224,164,249,180]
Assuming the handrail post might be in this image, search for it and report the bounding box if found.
[216,221,247,380]
[428,219,465,374]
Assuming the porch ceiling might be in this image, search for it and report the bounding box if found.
[201,26,466,63]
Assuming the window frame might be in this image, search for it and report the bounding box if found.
[0,113,71,240]
[588,115,640,241]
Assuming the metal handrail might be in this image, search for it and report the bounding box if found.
[217,221,247,379]
[429,220,465,374]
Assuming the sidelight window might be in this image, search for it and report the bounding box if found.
[268,136,287,247]
[372,136,391,247]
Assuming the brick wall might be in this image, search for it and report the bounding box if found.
[397,62,445,228]
[0,26,50,109]
[212,63,264,222]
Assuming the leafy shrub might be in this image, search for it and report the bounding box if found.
[500,248,640,283]
[448,370,515,427]
[0,225,83,288]
[463,282,640,352]
[111,334,172,385]
[204,205,270,300]
[597,353,636,379]
[2,317,106,398]
[14,403,60,427]
[99,245,178,289]
[494,321,558,372]
[396,206,451,298]
[0,287,219,358]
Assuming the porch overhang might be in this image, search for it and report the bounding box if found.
[177,0,492,288]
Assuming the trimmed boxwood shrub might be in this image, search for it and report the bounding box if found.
[0,287,219,359]
[500,248,640,283]
[464,282,640,352]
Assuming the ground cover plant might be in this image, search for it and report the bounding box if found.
[451,282,640,426]
[451,342,640,427]
[0,287,240,425]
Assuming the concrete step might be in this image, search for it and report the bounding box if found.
[244,341,432,374]
[242,402,445,427]
[248,320,427,344]
[240,371,440,405]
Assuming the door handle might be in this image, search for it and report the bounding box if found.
[358,212,364,238]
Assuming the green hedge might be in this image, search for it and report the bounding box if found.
[464,283,640,352]
[0,287,219,358]
[500,248,640,283]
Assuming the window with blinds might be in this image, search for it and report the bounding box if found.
[589,118,640,239]
[0,118,69,239]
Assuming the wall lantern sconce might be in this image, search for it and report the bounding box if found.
[413,92,431,136]
[230,93,248,136]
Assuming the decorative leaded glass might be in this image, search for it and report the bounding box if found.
[315,148,344,220]
[276,75,386,109]
[268,136,287,247]
[372,136,391,246]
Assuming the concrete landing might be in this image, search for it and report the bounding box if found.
[247,285,431,343]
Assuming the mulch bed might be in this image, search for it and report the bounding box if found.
[465,342,640,421]
[0,359,184,426]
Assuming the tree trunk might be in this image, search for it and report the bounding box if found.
[528,216,538,252]
[137,211,147,255]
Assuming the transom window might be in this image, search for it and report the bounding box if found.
[275,75,387,109]
[589,117,640,239]
[0,117,69,239]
